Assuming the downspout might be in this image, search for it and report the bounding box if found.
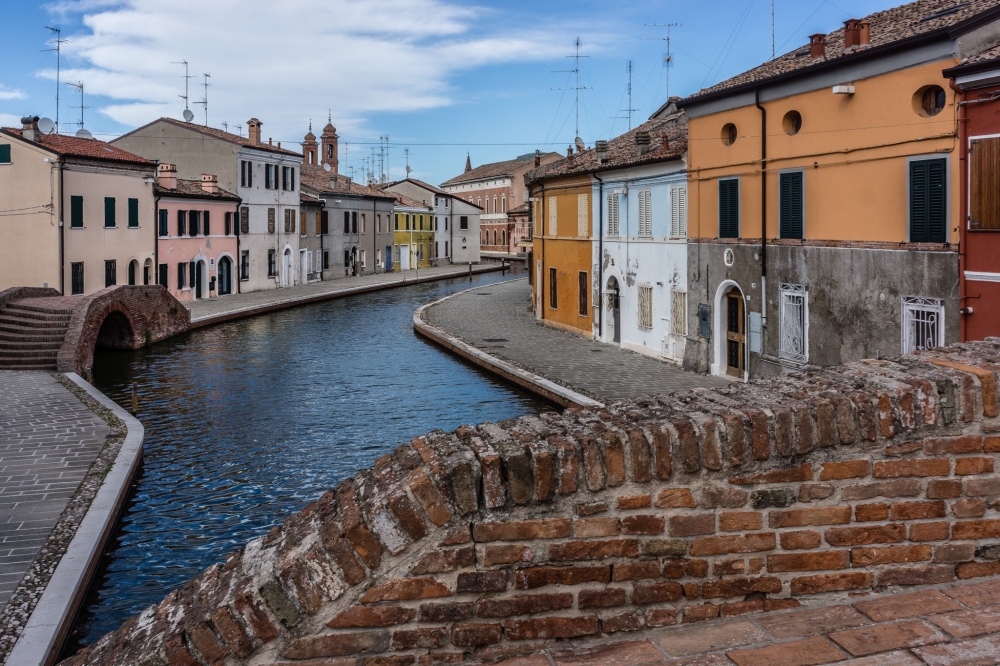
[320,198,326,280]
[57,157,65,295]
[153,192,159,289]
[236,197,243,294]
[372,197,377,274]
[755,88,768,327]
[595,173,604,338]
[950,78,968,342]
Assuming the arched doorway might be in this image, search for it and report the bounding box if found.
[194,260,205,299]
[351,246,359,276]
[143,259,152,285]
[127,260,138,286]
[606,276,621,345]
[218,256,232,295]
[282,248,293,287]
[713,281,747,379]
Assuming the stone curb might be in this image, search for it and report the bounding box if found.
[7,374,144,666]
[190,264,504,329]
[413,278,604,410]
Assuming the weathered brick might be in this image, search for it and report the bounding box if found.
[187,622,228,665]
[927,479,963,499]
[418,602,474,623]
[527,440,556,502]
[768,551,849,573]
[461,434,506,509]
[211,607,253,659]
[406,467,452,528]
[482,544,533,566]
[780,531,821,550]
[618,494,652,509]
[457,571,507,593]
[675,419,701,473]
[683,603,721,622]
[652,427,673,479]
[363,655,415,666]
[621,515,665,535]
[986,435,1000,452]
[966,477,1000,496]
[632,582,684,604]
[924,435,983,454]
[515,566,610,589]
[855,503,889,522]
[956,456,994,475]
[573,517,619,538]
[910,522,950,542]
[391,627,448,650]
[473,519,570,542]
[851,545,932,566]
[613,561,661,581]
[451,623,502,647]
[360,578,451,603]
[956,560,1000,579]
[933,543,975,563]
[873,459,951,478]
[439,524,471,546]
[841,479,921,500]
[927,358,999,418]
[577,501,607,516]
[890,501,946,520]
[876,564,955,587]
[701,418,724,470]
[951,499,986,518]
[337,481,384,569]
[233,588,278,643]
[790,572,873,595]
[701,487,749,508]
[655,488,698,508]
[730,463,813,485]
[375,456,428,541]
[798,483,835,502]
[328,605,415,628]
[751,488,797,509]
[549,538,639,561]
[163,635,200,666]
[662,557,709,578]
[628,430,652,483]
[282,631,390,659]
[952,519,1000,540]
[702,576,782,599]
[820,460,871,480]
[476,593,573,617]
[578,588,627,608]
[826,524,906,546]
[602,610,643,633]
[505,616,599,641]
[689,533,776,557]
[720,599,765,618]
[720,512,762,532]
[551,436,579,495]
[669,514,716,537]
[580,436,606,491]
[410,547,475,575]
[645,607,678,627]
[770,506,851,528]
[640,538,687,557]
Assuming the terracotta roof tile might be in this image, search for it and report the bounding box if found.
[683,0,1000,103]
[154,178,239,201]
[1,128,155,166]
[374,185,432,209]
[129,117,302,156]
[299,165,394,199]
[441,152,563,187]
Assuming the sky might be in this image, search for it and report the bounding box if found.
[3,0,902,186]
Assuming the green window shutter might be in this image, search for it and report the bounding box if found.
[719,179,739,238]
[910,159,946,242]
[0,144,10,163]
[71,196,84,228]
[779,172,803,239]
[128,198,139,227]
[104,197,116,227]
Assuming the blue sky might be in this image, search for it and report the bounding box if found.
[3,0,898,185]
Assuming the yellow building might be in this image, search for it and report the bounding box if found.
[390,194,434,271]
[673,2,983,379]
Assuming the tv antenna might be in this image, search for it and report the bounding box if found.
[172,60,194,121]
[235,124,242,137]
[45,27,67,133]
[222,121,228,132]
[771,0,776,59]
[65,81,89,130]
[613,60,640,131]
[643,23,681,101]
[193,73,210,126]
[552,37,590,143]
[404,147,411,176]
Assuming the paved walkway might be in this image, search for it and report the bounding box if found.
[186,264,503,325]
[487,579,1000,666]
[423,279,727,402]
[0,372,109,614]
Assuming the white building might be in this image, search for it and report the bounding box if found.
[382,178,482,265]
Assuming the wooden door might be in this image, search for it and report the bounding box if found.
[726,292,745,378]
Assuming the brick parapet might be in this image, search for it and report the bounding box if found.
[61,340,1000,665]
[0,286,60,309]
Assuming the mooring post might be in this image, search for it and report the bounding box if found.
[131,382,137,415]
[502,259,506,275]
[469,262,472,281]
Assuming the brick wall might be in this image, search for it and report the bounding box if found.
[0,286,60,309]
[61,341,1000,666]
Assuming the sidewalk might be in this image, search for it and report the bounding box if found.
[186,264,503,326]
[485,579,1000,665]
[421,278,727,403]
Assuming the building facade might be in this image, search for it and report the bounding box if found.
[674,3,990,379]
[154,165,241,301]
[383,178,482,265]
[0,118,156,295]
[112,117,303,293]
[391,195,435,271]
[298,192,324,283]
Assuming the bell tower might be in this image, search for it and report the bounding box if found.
[321,114,339,174]
[303,121,318,166]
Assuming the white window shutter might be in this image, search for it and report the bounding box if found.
[578,194,588,237]
[639,190,652,237]
[548,196,558,236]
[670,188,680,237]
[679,186,688,237]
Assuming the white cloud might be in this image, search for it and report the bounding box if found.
[0,86,28,101]
[45,0,576,144]
[0,113,25,129]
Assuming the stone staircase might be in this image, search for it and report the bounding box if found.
[0,302,73,370]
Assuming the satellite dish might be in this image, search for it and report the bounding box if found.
[38,117,55,135]
[323,163,331,172]
[405,166,412,175]
[574,136,586,152]
[182,108,195,122]
[75,129,93,140]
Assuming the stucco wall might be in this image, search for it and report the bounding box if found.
[156,195,239,300]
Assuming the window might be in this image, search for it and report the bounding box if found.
[177,262,187,289]
[203,210,210,236]
[638,189,652,237]
[779,172,804,239]
[321,211,329,234]
[265,164,276,189]
[607,193,619,236]
[722,123,738,146]
[240,207,249,234]
[377,214,382,234]
[267,208,275,233]
[493,195,498,213]
[548,196,558,235]
[71,262,84,295]
[502,194,506,213]
[445,241,449,256]
[282,166,294,191]
[177,210,187,236]
[71,195,83,228]
[779,283,808,363]
[549,267,558,309]
[189,210,200,236]
[445,216,449,230]
[638,284,653,329]
[284,209,293,233]
[501,229,506,246]
[301,211,307,236]
[225,211,232,236]
[493,230,498,246]
[241,250,249,280]
[579,271,588,316]
[670,186,688,238]
[104,197,116,227]
[719,179,739,238]
[671,290,687,335]
[460,216,468,230]
[344,250,351,267]
[268,249,276,276]
[970,137,1000,229]
[241,160,252,187]
[376,248,382,266]
[0,144,10,163]
[345,211,351,233]
[361,250,367,268]
[351,211,357,233]
[902,296,943,353]
[158,209,168,236]
[577,193,588,236]
[128,261,136,285]
[128,198,139,227]
[361,213,366,234]
[104,260,117,287]
[323,251,330,269]
[910,158,946,242]
[915,85,946,117]
[782,110,802,135]
[158,263,167,287]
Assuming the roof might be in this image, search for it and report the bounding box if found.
[507,202,530,215]
[525,113,688,185]
[299,165,395,199]
[1,128,155,166]
[375,186,432,210]
[681,0,1000,106]
[386,178,453,197]
[943,40,1000,76]
[121,117,301,156]
[441,152,563,187]
[300,191,323,205]
[154,178,239,201]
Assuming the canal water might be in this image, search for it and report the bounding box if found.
[72,270,550,647]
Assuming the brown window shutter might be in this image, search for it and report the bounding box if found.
[971,137,1000,230]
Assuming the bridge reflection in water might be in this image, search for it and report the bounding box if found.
[71,269,549,647]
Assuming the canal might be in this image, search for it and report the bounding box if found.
[71,269,551,647]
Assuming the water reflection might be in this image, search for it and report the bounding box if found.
[74,269,550,645]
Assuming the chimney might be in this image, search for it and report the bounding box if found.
[595,140,608,164]
[21,116,39,142]
[277,141,281,149]
[465,153,472,173]
[534,149,541,168]
[201,174,219,194]
[662,133,670,151]
[810,34,826,59]
[247,118,262,145]
[158,163,178,189]
[844,19,862,49]
[635,131,651,156]
[859,19,871,46]
[566,145,574,167]
[268,138,273,146]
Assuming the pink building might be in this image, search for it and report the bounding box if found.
[155,164,241,301]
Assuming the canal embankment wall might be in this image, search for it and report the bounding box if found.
[58,340,1000,666]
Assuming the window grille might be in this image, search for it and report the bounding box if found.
[577,193,588,236]
[549,267,558,309]
[578,271,588,316]
[267,208,275,233]
[638,189,652,237]
[71,262,84,295]
[670,186,688,238]
[241,251,249,280]
[671,289,687,335]
[607,193,619,236]
[104,260,117,287]
[638,283,653,330]
[902,296,943,353]
[548,196,558,235]
[240,207,249,234]
[779,283,808,363]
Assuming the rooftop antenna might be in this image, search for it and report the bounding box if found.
[222,121,228,132]
[172,60,194,121]
[380,136,389,183]
[643,23,681,101]
[193,73,210,126]
[45,27,67,133]
[404,147,411,177]
[552,37,590,143]
[235,124,242,137]
[771,0,776,59]
[613,60,640,131]
[65,81,89,130]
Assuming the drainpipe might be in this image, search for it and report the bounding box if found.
[57,157,65,295]
[153,192,159,289]
[236,197,243,294]
[950,79,969,342]
[372,197,377,274]
[595,173,604,339]
[755,88,768,327]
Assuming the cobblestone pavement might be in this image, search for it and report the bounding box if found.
[485,579,1000,665]
[0,372,109,614]
[187,263,503,324]
[424,278,728,402]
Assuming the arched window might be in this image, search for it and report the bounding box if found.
[502,194,506,213]
[494,195,498,213]
[493,229,498,246]
[501,230,506,246]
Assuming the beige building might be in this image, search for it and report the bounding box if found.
[0,117,157,295]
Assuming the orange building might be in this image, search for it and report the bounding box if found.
[673,0,994,379]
